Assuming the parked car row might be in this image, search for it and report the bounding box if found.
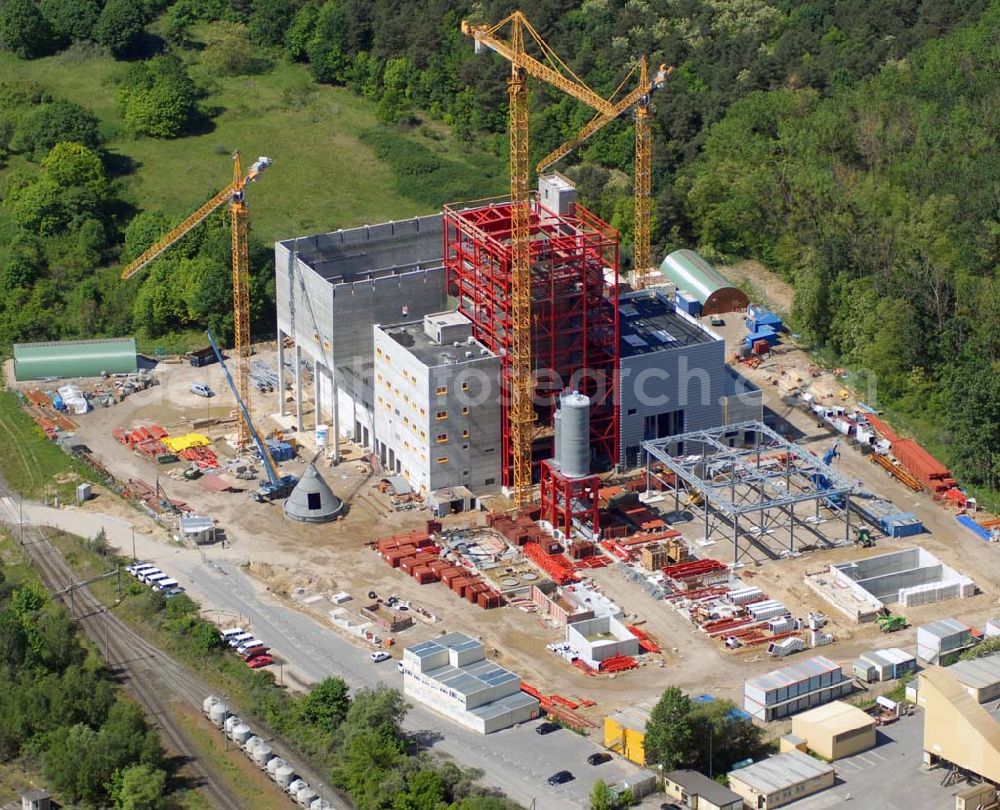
[125,561,185,598]
[221,626,273,668]
[204,696,331,809]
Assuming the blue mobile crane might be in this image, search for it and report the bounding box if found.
[206,331,297,501]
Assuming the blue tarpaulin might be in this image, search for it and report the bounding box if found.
[957,515,991,542]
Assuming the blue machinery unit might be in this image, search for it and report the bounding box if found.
[206,331,297,501]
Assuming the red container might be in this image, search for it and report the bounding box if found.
[398,556,418,572]
[451,577,471,595]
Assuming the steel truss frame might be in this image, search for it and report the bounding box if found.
[444,197,619,488]
[539,460,601,539]
[641,421,855,566]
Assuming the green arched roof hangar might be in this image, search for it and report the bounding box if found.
[658,249,749,315]
[14,337,137,381]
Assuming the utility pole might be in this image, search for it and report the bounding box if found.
[131,524,136,562]
[104,607,110,661]
[18,495,23,545]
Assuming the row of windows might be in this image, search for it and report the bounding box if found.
[435,382,470,396]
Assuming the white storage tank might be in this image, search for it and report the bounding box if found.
[224,715,241,736]
[253,743,274,768]
[287,779,307,796]
[275,765,295,789]
[230,723,252,745]
[243,735,263,756]
[267,757,287,779]
[310,800,331,810]
[203,695,220,716]
[558,391,590,478]
[296,786,318,807]
[209,701,229,727]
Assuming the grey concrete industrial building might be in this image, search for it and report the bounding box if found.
[373,311,501,494]
[617,289,761,469]
[274,181,761,496]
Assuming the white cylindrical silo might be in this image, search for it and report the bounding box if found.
[243,735,263,757]
[203,695,220,716]
[230,723,252,744]
[275,765,295,789]
[296,786,318,807]
[253,743,274,768]
[287,779,307,796]
[209,702,229,728]
[224,715,241,736]
[267,757,287,779]
[552,407,562,463]
[558,391,590,478]
[310,800,331,810]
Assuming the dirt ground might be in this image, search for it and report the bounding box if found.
[22,308,1000,718]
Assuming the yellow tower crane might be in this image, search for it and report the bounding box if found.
[537,59,671,289]
[462,11,622,506]
[120,152,271,448]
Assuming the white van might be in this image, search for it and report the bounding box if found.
[138,568,163,583]
[145,573,169,587]
[228,633,253,648]
[131,564,157,578]
[190,382,213,398]
[236,639,265,655]
[155,578,179,591]
[220,627,246,643]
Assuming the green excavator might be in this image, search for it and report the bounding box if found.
[855,527,875,548]
[877,612,907,633]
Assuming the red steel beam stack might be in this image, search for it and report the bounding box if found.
[891,438,956,493]
[523,541,579,585]
[444,197,620,486]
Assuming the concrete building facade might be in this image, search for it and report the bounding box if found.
[920,665,1000,785]
[727,750,835,809]
[790,700,876,760]
[373,312,501,494]
[617,289,761,469]
[274,216,447,454]
[565,615,639,668]
[402,632,539,734]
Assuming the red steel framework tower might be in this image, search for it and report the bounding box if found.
[443,196,620,490]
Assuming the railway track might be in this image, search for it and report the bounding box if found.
[0,484,243,810]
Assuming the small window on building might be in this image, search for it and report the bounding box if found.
[436,386,447,396]
[484,447,495,453]
[436,456,448,464]
[463,470,469,477]
[462,429,469,438]
[461,406,469,415]
[485,477,496,485]
[420,430,426,439]
[461,381,469,391]
[307,492,321,510]
[419,407,426,416]
[376,347,382,357]
[627,408,637,415]
[436,433,447,443]
[436,410,447,420]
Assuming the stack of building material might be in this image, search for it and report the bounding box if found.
[901,577,976,607]
[523,541,578,585]
[661,558,729,589]
[747,600,788,622]
[727,586,764,605]
[891,438,956,493]
[870,452,924,491]
[600,654,638,673]
[767,636,805,657]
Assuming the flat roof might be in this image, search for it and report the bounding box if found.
[665,770,742,805]
[607,702,654,732]
[946,655,1000,690]
[746,656,845,692]
[792,700,875,733]
[278,215,443,283]
[468,690,538,720]
[618,289,715,357]
[378,314,495,368]
[859,647,916,668]
[919,618,970,639]
[729,749,834,795]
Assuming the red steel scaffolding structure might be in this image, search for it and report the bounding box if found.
[444,196,619,488]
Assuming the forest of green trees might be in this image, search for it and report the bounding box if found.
[0,0,996,490]
[0,549,170,808]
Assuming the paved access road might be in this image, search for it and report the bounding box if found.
[6,501,647,809]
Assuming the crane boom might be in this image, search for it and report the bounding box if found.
[536,60,672,290]
[119,157,269,281]
[120,152,270,449]
[206,330,296,500]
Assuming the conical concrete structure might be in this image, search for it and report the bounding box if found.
[283,463,344,523]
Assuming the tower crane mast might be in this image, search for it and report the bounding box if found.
[120,152,270,448]
[537,61,671,290]
[462,11,619,507]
